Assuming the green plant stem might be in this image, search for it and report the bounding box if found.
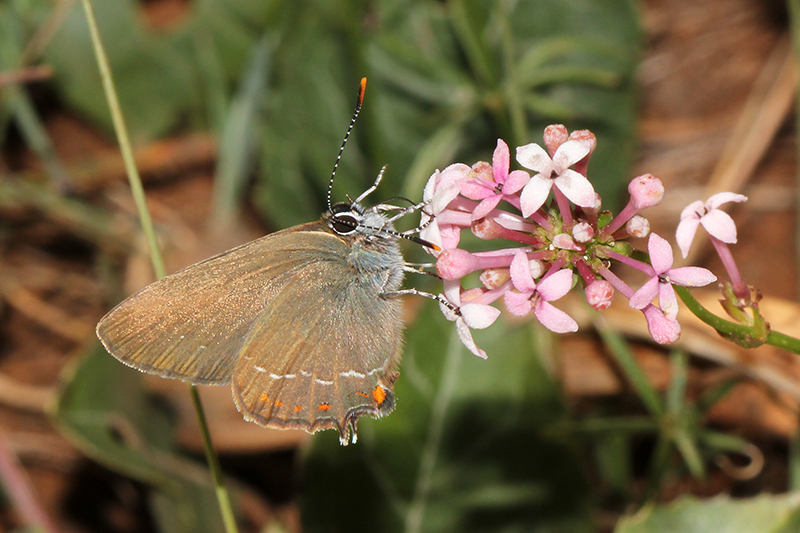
[80,0,164,280]
[190,385,238,533]
[674,285,800,354]
[80,2,238,532]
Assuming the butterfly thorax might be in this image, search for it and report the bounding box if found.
[323,203,405,294]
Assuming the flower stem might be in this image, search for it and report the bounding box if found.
[674,285,800,354]
[80,1,238,531]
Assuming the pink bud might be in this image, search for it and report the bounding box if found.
[625,215,650,238]
[480,268,510,289]
[572,221,595,243]
[568,129,597,155]
[436,249,476,280]
[628,174,664,210]
[643,305,681,344]
[471,161,493,181]
[553,233,583,251]
[585,280,614,310]
[461,287,486,302]
[543,124,569,156]
[472,217,505,239]
[568,129,597,177]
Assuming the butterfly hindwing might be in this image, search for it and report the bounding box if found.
[231,231,403,442]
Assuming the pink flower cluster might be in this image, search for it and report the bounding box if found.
[421,125,725,358]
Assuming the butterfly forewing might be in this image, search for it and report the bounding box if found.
[97,222,340,385]
[231,236,404,442]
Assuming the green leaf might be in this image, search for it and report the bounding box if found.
[615,494,800,533]
[300,306,592,533]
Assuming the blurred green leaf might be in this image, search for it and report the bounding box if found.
[43,0,279,141]
[615,494,800,533]
[54,343,227,533]
[254,0,641,227]
[300,307,592,533]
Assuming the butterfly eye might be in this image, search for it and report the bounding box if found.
[329,203,361,235]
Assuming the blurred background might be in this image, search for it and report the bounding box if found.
[1,0,799,531]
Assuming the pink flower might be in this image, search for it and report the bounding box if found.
[503,251,578,333]
[420,164,472,251]
[515,140,596,217]
[439,281,500,359]
[675,192,748,258]
[460,140,529,220]
[629,233,717,319]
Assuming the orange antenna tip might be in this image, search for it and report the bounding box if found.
[358,77,367,105]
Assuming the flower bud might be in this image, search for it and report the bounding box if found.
[628,174,664,210]
[585,280,614,310]
[572,221,595,243]
[625,215,650,238]
[543,124,569,155]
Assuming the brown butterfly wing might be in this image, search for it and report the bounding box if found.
[96,221,339,385]
[230,237,404,443]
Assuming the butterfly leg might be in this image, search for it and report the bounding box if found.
[354,165,387,204]
[383,287,457,311]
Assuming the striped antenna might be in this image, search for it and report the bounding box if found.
[327,77,367,211]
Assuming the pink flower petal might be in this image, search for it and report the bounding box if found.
[552,169,596,207]
[461,303,501,329]
[629,277,659,310]
[551,140,590,172]
[430,182,463,215]
[423,169,440,203]
[699,209,738,243]
[516,143,553,174]
[533,300,578,333]
[536,269,573,301]
[647,233,674,275]
[675,216,700,258]
[502,170,530,195]
[443,280,462,305]
[460,178,495,200]
[657,282,679,319]
[419,220,442,252]
[492,139,510,184]
[679,200,705,222]
[439,225,461,250]
[471,194,503,220]
[667,266,717,287]
[454,319,488,359]
[707,192,747,210]
[509,251,536,291]
[520,174,552,217]
[504,291,533,317]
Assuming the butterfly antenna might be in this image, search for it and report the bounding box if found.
[327,77,367,211]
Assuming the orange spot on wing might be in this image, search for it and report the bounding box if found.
[294,405,303,412]
[372,385,386,405]
[355,391,370,399]
[259,394,269,402]
[275,400,283,408]
[317,403,332,411]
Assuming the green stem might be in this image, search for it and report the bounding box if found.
[80,0,165,280]
[674,285,800,354]
[190,386,239,533]
[80,2,238,531]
